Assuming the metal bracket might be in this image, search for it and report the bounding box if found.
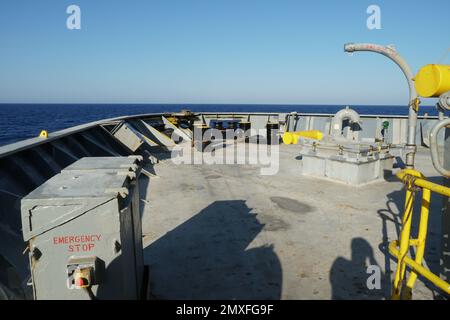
[105,187,129,198]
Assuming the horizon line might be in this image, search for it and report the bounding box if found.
[0,102,432,107]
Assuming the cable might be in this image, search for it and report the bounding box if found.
[84,287,98,300]
[437,47,450,64]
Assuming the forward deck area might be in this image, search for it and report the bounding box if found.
[0,112,447,300]
[140,143,445,300]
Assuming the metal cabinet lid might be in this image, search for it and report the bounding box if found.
[23,171,134,200]
[62,156,143,172]
[21,168,135,241]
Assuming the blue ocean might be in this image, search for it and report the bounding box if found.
[0,104,438,147]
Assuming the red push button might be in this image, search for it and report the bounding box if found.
[75,277,88,287]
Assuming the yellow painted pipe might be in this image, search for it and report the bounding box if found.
[282,130,323,145]
[392,169,423,299]
[406,188,430,289]
[389,241,450,295]
[392,187,415,300]
[397,170,450,198]
[391,169,450,298]
[397,168,424,179]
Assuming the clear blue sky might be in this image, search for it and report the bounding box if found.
[0,0,448,105]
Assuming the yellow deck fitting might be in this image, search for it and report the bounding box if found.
[166,116,178,125]
[39,130,48,139]
[414,64,450,98]
[282,130,323,145]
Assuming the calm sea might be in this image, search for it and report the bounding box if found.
[0,104,438,147]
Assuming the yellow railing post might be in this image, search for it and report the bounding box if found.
[392,169,422,299]
[390,169,450,299]
[392,187,414,299]
[406,188,430,290]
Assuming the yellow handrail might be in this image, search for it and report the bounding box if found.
[390,169,450,299]
[396,170,450,197]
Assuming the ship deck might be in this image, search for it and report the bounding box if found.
[140,142,445,300]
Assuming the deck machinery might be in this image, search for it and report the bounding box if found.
[297,106,395,185]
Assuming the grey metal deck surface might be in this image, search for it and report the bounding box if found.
[140,143,444,300]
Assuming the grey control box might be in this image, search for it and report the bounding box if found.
[21,156,145,300]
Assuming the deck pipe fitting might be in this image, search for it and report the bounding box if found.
[437,91,450,120]
[429,117,450,178]
[344,43,419,169]
[330,106,361,143]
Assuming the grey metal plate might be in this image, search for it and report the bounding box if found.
[63,156,142,172]
[22,171,131,200]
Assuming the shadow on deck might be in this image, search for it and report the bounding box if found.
[330,174,446,300]
[144,200,282,299]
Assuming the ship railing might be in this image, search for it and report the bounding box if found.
[389,169,450,299]
[429,118,450,178]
